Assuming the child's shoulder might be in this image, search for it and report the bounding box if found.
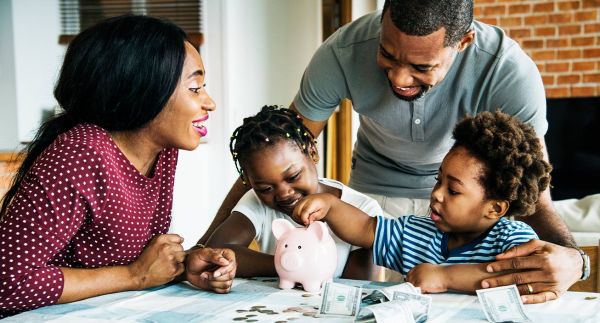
[494,217,535,232]
[489,218,539,243]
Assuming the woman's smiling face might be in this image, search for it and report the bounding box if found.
[242,140,319,217]
[146,42,216,151]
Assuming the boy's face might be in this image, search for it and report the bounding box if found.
[429,146,498,235]
[242,141,319,217]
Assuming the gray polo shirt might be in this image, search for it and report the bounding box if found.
[293,11,547,199]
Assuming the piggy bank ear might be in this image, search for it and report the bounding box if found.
[272,219,295,240]
[307,221,330,242]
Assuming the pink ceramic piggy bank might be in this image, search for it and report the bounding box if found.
[272,219,337,293]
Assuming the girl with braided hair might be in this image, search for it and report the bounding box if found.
[293,111,552,296]
[205,105,384,280]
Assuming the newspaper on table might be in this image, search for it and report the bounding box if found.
[476,285,531,323]
[317,281,431,322]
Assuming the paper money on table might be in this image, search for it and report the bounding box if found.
[355,300,415,323]
[317,282,362,317]
[476,285,531,323]
[380,282,421,300]
[391,291,431,323]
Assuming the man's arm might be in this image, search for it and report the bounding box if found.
[197,178,250,245]
[290,102,328,138]
[516,137,575,246]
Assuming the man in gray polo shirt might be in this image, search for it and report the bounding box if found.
[198,0,585,303]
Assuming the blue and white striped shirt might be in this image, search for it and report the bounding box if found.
[373,216,538,275]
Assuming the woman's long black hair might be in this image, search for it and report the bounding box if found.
[0,15,188,219]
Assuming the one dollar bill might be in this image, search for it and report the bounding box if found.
[317,281,362,317]
[476,285,531,322]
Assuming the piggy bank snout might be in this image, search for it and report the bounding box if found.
[280,251,303,271]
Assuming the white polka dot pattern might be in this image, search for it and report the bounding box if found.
[0,123,178,317]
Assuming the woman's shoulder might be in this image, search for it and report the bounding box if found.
[46,123,112,154]
[31,124,113,177]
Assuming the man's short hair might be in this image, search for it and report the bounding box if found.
[383,0,473,46]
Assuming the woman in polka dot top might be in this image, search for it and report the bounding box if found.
[0,15,237,317]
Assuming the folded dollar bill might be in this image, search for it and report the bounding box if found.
[391,291,431,323]
[317,281,431,322]
[476,285,531,323]
[355,300,415,323]
[317,282,363,318]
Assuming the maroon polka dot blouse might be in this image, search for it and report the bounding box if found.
[0,123,178,316]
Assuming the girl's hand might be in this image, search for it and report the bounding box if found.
[406,263,449,293]
[128,234,186,290]
[186,247,237,293]
[292,193,336,226]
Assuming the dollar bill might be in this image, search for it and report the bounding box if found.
[355,300,415,323]
[391,291,431,323]
[476,285,531,322]
[317,282,362,317]
[381,282,421,300]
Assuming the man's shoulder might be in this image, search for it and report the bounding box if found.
[470,20,525,61]
[328,11,381,50]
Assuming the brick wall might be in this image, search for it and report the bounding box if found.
[475,0,600,98]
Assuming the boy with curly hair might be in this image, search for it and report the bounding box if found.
[293,111,552,295]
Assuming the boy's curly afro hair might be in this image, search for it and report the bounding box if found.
[452,111,552,217]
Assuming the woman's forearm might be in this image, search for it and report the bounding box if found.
[59,266,140,303]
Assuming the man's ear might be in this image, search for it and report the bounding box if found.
[485,200,510,219]
[457,29,475,52]
[309,142,320,164]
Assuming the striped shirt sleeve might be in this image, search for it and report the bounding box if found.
[373,216,405,272]
[501,221,539,252]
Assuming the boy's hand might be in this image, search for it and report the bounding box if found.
[292,193,336,226]
[406,263,448,293]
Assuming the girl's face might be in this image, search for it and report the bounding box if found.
[146,42,216,151]
[429,146,500,235]
[242,141,319,216]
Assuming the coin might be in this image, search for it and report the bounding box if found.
[301,294,312,297]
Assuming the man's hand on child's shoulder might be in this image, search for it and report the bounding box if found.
[481,239,581,304]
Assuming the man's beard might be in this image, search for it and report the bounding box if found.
[389,82,433,102]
